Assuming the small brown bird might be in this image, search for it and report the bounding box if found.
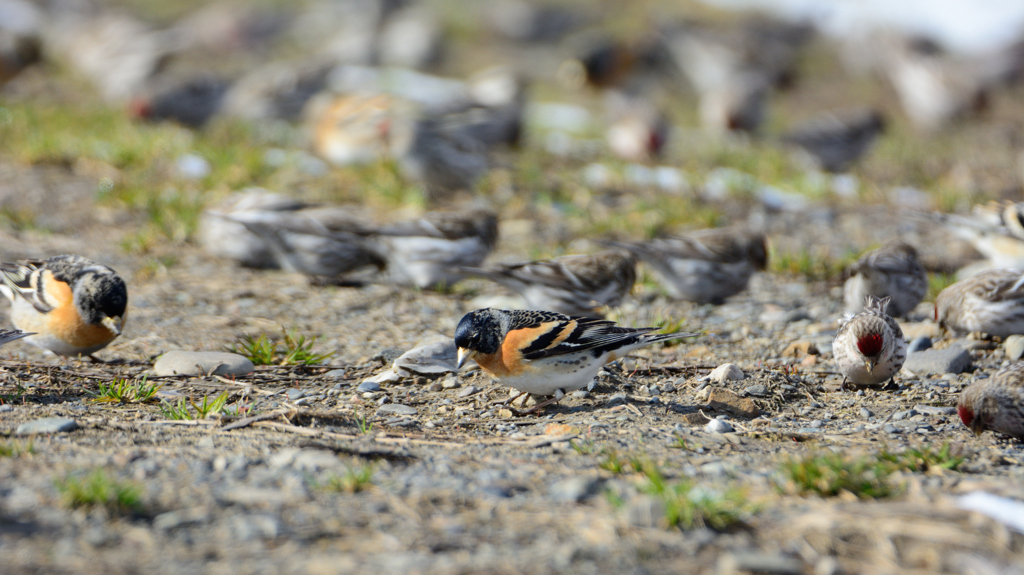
[370,208,499,289]
[843,241,927,317]
[881,33,1024,132]
[935,268,1024,337]
[606,228,768,304]
[833,295,907,389]
[782,108,886,173]
[0,0,41,87]
[222,58,334,122]
[129,75,230,128]
[917,201,1024,276]
[958,362,1024,439]
[199,189,380,278]
[0,255,127,358]
[459,250,637,317]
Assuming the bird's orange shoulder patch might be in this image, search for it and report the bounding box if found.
[474,325,555,378]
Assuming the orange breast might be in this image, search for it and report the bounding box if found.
[474,325,563,378]
[42,272,117,349]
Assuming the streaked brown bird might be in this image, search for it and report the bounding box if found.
[843,241,927,317]
[958,361,1024,439]
[459,250,637,317]
[606,228,768,304]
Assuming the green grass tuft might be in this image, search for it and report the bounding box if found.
[879,442,964,473]
[0,440,35,457]
[158,392,229,420]
[159,397,193,420]
[926,272,958,302]
[57,469,143,515]
[229,331,333,366]
[641,463,751,531]
[322,464,375,494]
[91,376,161,404]
[599,449,625,474]
[355,409,373,435]
[779,452,900,499]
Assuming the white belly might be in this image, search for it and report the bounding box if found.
[497,353,608,396]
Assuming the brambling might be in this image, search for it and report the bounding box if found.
[606,228,768,304]
[843,241,927,317]
[310,93,398,167]
[0,329,31,347]
[935,268,1024,338]
[0,255,127,358]
[782,108,885,173]
[370,208,499,290]
[459,250,637,317]
[455,308,696,408]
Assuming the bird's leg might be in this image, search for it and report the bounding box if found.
[499,390,529,406]
[881,378,899,391]
[840,377,854,391]
[518,389,565,415]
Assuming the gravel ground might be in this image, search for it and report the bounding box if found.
[2,1,1024,572]
[1,192,1023,574]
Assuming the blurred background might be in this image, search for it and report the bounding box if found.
[2,0,1024,275]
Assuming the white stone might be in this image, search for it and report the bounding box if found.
[708,363,745,383]
[705,419,735,434]
[153,351,254,377]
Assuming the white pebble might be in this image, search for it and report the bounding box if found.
[708,363,744,383]
[705,419,734,434]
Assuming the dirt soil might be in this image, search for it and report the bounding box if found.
[0,178,1023,574]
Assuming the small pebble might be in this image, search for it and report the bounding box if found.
[893,409,917,421]
[356,381,381,393]
[743,384,768,397]
[0,405,12,413]
[427,382,443,392]
[809,420,824,428]
[377,404,417,416]
[907,336,933,354]
[705,419,734,434]
[441,375,460,389]
[1006,335,1024,361]
[286,389,306,401]
[16,417,78,435]
[859,408,873,418]
[913,405,956,415]
[708,363,744,383]
[903,347,971,375]
[457,386,480,398]
[572,390,590,399]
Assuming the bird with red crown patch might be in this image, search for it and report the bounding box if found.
[958,362,1024,439]
[833,295,907,390]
